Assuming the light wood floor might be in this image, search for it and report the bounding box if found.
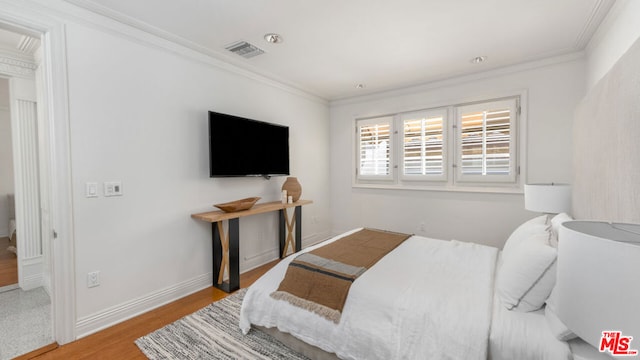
[0,236,18,288]
[27,260,278,359]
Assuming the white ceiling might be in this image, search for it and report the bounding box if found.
[63,1,615,100]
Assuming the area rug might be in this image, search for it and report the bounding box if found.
[135,288,309,359]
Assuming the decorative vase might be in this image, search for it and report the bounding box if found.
[282,177,302,202]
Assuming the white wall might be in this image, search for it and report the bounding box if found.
[56,11,331,335]
[585,0,640,90]
[572,0,640,224]
[330,57,586,249]
[0,77,13,237]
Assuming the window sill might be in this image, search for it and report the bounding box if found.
[352,182,523,195]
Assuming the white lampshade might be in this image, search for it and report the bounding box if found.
[557,221,640,351]
[524,183,571,214]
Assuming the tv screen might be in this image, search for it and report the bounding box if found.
[209,111,290,177]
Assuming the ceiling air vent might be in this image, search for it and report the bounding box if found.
[225,41,264,59]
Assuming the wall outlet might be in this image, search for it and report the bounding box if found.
[419,222,426,232]
[87,271,100,288]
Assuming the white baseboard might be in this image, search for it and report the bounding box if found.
[74,230,332,339]
[302,230,333,248]
[21,273,43,290]
[241,230,332,273]
[20,256,43,291]
[75,272,212,338]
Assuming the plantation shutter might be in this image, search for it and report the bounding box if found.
[356,117,393,180]
[401,109,447,180]
[456,98,518,183]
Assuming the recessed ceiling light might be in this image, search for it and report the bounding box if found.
[355,84,366,89]
[264,33,283,44]
[470,56,487,64]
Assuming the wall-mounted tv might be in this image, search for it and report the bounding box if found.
[209,111,290,178]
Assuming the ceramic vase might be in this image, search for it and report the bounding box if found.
[282,177,302,202]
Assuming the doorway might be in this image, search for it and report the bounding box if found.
[0,5,77,351]
[0,77,17,290]
[0,28,54,359]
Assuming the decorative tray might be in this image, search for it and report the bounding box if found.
[214,197,261,213]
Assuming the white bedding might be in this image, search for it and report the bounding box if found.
[240,229,499,360]
[490,280,572,360]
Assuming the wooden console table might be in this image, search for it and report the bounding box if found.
[191,199,312,293]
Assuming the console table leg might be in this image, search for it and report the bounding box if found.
[212,219,239,293]
[216,222,229,285]
[279,210,286,258]
[228,218,239,291]
[279,206,303,258]
[212,222,222,287]
[295,205,302,252]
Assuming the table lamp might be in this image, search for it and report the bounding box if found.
[524,183,571,214]
[557,221,640,355]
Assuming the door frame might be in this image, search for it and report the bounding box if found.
[0,5,77,344]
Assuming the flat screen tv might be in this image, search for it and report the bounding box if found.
[209,111,290,177]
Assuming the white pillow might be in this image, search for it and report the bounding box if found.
[497,228,557,312]
[545,286,577,341]
[549,213,573,248]
[502,215,549,260]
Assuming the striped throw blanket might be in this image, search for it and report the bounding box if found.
[271,228,411,323]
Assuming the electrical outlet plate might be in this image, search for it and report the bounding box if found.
[104,181,123,197]
[87,271,100,288]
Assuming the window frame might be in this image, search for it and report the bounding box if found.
[355,116,395,181]
[352,93,525,193]
[400,108,449,182]
[454,98,519,184]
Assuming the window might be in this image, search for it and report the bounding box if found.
[354,96,521,191]
[455,99,518,183]
[401,109,447,181]
[356,116,393,180]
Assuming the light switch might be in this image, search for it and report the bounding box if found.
[104,181,123,197]
[86,182,98,198]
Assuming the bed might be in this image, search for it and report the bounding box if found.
[239,214,575,360]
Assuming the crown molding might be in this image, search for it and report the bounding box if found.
[585,0,632,53]
[574,0,616,50]
[330,51,585,107]
[0,51,36,77]
[60,0,328,105]
[60,0,611,105]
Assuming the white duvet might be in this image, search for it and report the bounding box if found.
[240,229,499,360]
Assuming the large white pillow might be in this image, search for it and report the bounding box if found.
[497,228,557,312]
[502,215,549,260]
[545,286,577,341]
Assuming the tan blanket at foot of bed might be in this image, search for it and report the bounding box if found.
[271,228,411,323]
